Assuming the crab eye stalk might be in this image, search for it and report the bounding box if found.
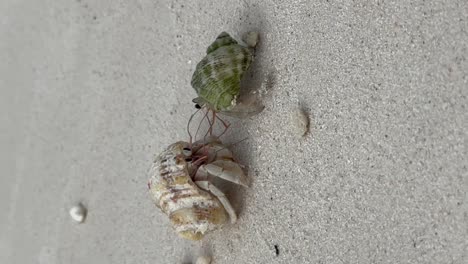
[182,147,192,156]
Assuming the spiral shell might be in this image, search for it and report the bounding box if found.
[191,32,255,111]
[148,141,229,240]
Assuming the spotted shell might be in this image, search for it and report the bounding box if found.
[148,141,228,240]
[191,32,255,112]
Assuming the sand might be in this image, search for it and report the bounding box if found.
[1,1,467,263]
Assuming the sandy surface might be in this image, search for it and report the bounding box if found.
[1,1,467,263]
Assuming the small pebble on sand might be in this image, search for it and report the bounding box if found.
[69,203,87,223]
[293,107,309,137]
[242,31,259,48]
[195,255,212,264]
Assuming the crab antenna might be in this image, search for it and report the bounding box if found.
[210,110,216,136]
[187,107,202,146]
[214,137,249,154]
[203,109,215,141]
[195,107,210,143]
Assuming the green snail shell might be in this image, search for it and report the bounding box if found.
[191,32,254,112]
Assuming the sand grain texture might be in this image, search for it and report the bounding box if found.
[1,1,467,263]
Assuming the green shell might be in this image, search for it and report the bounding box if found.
[191,32,254,111]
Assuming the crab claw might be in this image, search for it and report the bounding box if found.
[202,160,249,187]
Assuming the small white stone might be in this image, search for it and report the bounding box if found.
[293,107,309,137]
[69,203,87,223]
[195,255,212,264]
[242,31,259,48]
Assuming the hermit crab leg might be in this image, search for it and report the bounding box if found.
[198,160,249,187]
[202,109,215,140]
[219,102,265,119]
[195,181,237,224]
[202,110,231,142]
[214,114,231,139]
[210,110,216,136]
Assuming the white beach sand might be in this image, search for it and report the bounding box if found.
[1,1,467,263]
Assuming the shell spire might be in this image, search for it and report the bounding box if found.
[205,32,238,54]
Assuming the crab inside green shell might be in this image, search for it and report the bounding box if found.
[190,32,257,112]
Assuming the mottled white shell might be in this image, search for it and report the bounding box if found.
[148,142,228,240]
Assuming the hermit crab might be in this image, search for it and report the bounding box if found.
[148,137,248,241]
[190,31,263,128]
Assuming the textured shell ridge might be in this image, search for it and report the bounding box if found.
[206,32,238,54]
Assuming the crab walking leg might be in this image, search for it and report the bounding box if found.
[195,181,237,224]
[199,160,249,187]
[219,100,265,119]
